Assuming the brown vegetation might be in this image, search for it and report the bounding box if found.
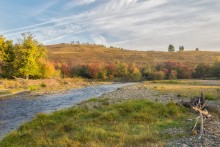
[47,44,220,67]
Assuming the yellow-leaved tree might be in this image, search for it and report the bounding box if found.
[38,59,60,78]
[14,33,46,79]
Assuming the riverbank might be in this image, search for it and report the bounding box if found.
[0,99,196,146]
[0,83,133,140]
[1,80,219,146]
[96,81,220,146]
[0,78,111,99]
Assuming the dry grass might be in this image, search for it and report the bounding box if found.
[146,80,220,100]
[0,78,109,99]
[47,44,220,66]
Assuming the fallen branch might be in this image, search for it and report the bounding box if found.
[191,116,200,132]
[190,93,211,140]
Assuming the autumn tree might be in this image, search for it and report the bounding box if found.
[128,64,141,81]
[60,63,72,78]
[176,64,192,79]
[168,44,175,52]
[38,60,60,78]
[114,62,128,78]
[0,36,15,77]
[105,63,115,80]
[14,33,46,79]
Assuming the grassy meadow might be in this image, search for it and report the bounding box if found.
[47,44,220,66]
[0,99,195,146]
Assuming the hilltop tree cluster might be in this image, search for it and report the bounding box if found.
[0,33,60,79]
[168,44,199,52]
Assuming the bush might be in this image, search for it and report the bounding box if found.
[60,64,72,78]
[141,65,156,80]
[212,57,220,78]
[205,94,216,100]
[40,83,47,88]
[105,64,115,80]
[38,60,60,78]
[152,71,165,80]
[194,63,211,79]
[77,65,90,78]
[128,64,142,81]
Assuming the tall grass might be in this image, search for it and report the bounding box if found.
[0,99,194,146]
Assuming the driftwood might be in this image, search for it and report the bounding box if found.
[190,93,211,140]
[12,76,26,81]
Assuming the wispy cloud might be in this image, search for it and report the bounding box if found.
[63,0,96,10]
[1,0,220,51]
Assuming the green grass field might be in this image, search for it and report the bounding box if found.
[0,100,195,146]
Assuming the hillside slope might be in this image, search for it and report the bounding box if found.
[47,44,220,66]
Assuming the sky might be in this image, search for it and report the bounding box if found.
[0,0,220,51]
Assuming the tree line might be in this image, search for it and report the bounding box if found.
[0,33,219,81]
[57,60,220,81]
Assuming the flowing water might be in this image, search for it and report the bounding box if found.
[0,83,133,139]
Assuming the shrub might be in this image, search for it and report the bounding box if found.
[152,71,165,80]
[40,83,47,88]
[205,94,216,100]
[60,64,72,78]
[128,64,141,81]
[105,63,115,80]
[212,56,220,78]
[38,60,60,78]
[77,65,90,78]
[141,65,156,80]
[194,63,211,79]
[114,62,129,78]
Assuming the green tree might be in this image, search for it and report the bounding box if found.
[115,62,128,78]
[212,57,220,78]
[179,46,184,51]
[14,33,46,79]
[195,48,199,51]
[168,44,175,52]
[0,36,15,77]
[194,63,211,79]
[141,64,155,80]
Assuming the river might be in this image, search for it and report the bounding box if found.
[0,83,133,139]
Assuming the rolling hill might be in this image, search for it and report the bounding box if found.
[47,44,220,67]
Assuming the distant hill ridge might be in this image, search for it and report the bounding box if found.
[47,43,220,66]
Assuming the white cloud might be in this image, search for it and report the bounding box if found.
[1,0,220,51]
[63,0,96,10]
[91,34,108,45]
